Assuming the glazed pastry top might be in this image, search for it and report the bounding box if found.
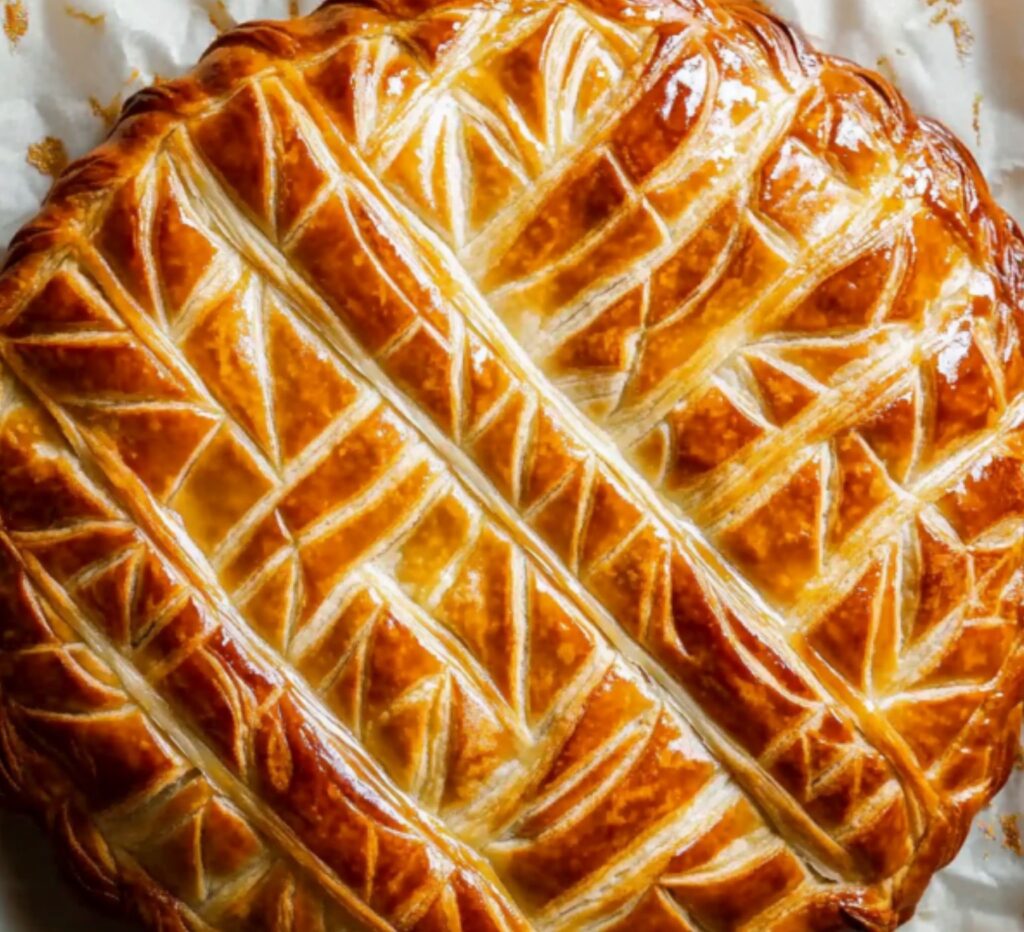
[1,1,1023,929]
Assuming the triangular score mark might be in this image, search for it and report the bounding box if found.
[71,403,221,502]
[152,166,219,319]
[721,454,825,603]
[3,271,123,338]
[805,561,883,692]
[265,300,361,463]
[746,354,820,426]
[182,275,275,457]
[855,384,919,485]
[829,432,892,548]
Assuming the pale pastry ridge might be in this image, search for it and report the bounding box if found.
[1,1,1023,930]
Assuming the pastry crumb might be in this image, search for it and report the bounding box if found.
[876,56,897,85]
[3,0,28,47]
[89,94,122,131]
[1003,814,1024,857]
[89,70,140,132]
[925,0,975,61]
[289,0,301,16]
[26,136,69,179]
[972,93,983,146]
[64,4,105,27]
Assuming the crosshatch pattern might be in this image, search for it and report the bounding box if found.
[1,0,1023,930]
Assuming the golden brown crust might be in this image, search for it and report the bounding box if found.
[1,0,1022,929]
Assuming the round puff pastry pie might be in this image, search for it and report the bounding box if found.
[1,0,1022,929]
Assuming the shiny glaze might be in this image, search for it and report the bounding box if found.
[0,0,1022,930]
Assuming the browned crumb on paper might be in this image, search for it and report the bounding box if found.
[973,92,983,146]
[26,137,69,179]
[289,0,301,16]
[876,56,897,85]
[3,0,28,47]
[1002,814,1024,856]
[89,70,140,132]
[65,4,105,27]
[924,0,975,61]
[977,817,997,841]
[89,94,122,132]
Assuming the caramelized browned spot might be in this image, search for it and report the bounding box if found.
[782,240,894,332]
[553,287,644,374]
[910,519,971,642]
[73,404,219,501]
[929,321,1001,454]
[830,433,891,545]
[265,85,328,236]
[486,154,627,287]
[289,194,417,352]
[806,562,883,691]
[170,426,274,552]
[747,355,819,425]
[612,43,710,182]
[11,337,186,401]
[669,848,805,928]
[266,305,360,462]
[14,706,180,810]
[182,280,273,454]
[662,387,765,485]
[655,555,807,756]
[3,273,121,338]
[856,387,919,483]
[503,713,715,906]
[97,177,155,314]
[192,84,271,226]
[153,171,218,316]
[493,12,554,140]
[280,407,407,534]
[253,694,441,920]
[941,451,1024,541]
[472,391,530,504]
[722,458,823,603]
[385,324,457,435]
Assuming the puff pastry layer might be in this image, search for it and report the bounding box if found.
[2,1,1023,929]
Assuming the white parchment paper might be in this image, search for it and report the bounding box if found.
[0,0,1022,928]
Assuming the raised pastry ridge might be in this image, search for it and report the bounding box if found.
[1,1,1023,930]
